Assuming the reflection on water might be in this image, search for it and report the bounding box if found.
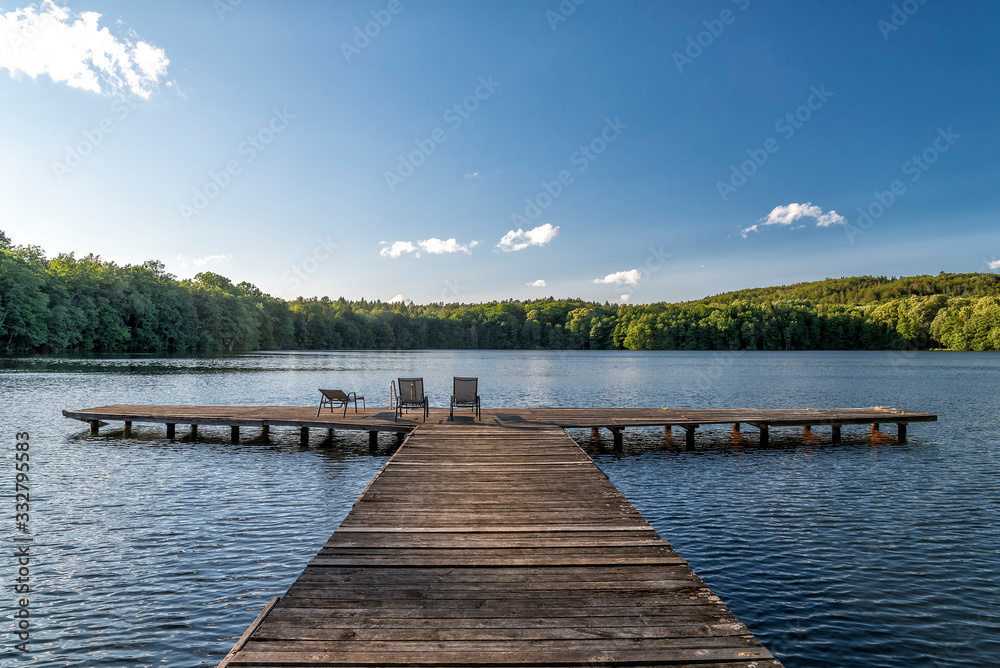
[2,350,998,667]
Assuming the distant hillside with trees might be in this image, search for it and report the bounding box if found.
[2,231,999,353]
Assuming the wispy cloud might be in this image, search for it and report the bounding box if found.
[594,269,641,285]
[380,238,478,258]
[741,202,846,238]
[175,254,231,271]
[526,279,546,287]
[193,254,231,266]
[464,171,480,178]
[497,223,560,252]
[0,1,170,98]
[989,259,1000,270]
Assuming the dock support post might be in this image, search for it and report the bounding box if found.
[261,424,270,439]
[832,424,841,443]
[871,423,880,432]
[369,431,379,450]
[123,421,132,436]
[664,425,672,434]
[591,427,601,439]
[803,425,811,434]
[231,426,240,444]
[732,422,740,432]
[89,420,100,435]
[327,428,335,439]
[684,426,696,451]
[166,423,175,439]
[757,425,769,446]
[897,423,907,444]
[299,427,309,446]
[610,428,623,450]
[190,424,198,439]
[395,432,405,445]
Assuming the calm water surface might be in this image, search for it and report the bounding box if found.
[1,350,998,667]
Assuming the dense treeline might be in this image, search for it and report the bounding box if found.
[2,231,999,353]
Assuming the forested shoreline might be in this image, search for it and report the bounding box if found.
[2,231,999,353]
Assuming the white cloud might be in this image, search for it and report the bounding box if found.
[175,254,231,270]
[380,241,417,258]
[497,223,559,252]
[620,294,630,303]
[526,279,546,287]
[989,260,1000,270]
[418,238,477,255]
[380,238,477,258]
[389,294,405,303]
[464,171,480,178]
[0,1,170,99]
[741,202,846,238]
[594,269,641,285]
[193,254,231,267]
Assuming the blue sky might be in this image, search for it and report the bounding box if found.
[1,0,997,305]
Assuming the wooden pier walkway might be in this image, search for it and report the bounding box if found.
[218,418,783,667]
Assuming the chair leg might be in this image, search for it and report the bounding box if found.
[317,398,325,417]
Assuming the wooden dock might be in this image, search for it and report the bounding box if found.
[218,419,784,667]
[62,404,936,449]
[62,403,936,665]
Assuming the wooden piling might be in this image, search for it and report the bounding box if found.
[165,423,175,439]
[897,422,907,444]
[231,426,240,444]
[684,425,697,451]
[299,427,309,446]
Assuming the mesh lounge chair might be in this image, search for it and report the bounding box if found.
[450,376,481,421]
[317,389,364,417]
[395,378,428,422]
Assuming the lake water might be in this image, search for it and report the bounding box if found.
[1,350,998,667]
